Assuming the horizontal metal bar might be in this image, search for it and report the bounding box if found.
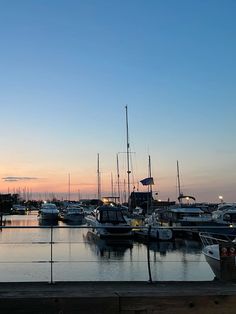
[0,260,206,264]
[0,224,235,229]
[0,241,86,244]
[0,225,136,229]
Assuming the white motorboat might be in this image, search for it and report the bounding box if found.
[158,205,236,238]
[85,206,133,239]
[60,204,84,223]
[38,203,59,221]
[158,206,213,226]
[200,232,236,281]
[134,212,173,241]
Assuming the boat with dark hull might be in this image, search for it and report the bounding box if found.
[60,204,84,223]
[38,203,59,221]
[11,204,27,215]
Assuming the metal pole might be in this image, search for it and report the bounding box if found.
[0,213,2,232]
[50,225,53,284]
[125,105,131,211]
[147,225,153,283]
[177,160,182,203]
[148,155,153,215]
[97,153,101,200]
[116,154,120,203]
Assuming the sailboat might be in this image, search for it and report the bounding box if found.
[125,106,151,214]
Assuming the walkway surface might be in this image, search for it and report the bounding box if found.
[1,281,236,313]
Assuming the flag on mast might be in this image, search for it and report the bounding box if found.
[140,177,154,186]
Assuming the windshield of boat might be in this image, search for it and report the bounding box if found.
[99,210,126,223]
[42,203,57,208]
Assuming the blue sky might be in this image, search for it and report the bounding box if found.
[0,0,235,202]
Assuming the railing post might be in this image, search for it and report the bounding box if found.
[0,213,2,232]
[50,224,54,284]
[147,225,153,283]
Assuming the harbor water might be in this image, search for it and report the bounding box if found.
[0,212,215,282]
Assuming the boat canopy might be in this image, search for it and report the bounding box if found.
[95,206,127,224]
[178,195,196,202]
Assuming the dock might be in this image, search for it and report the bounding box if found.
[1,281,236,313]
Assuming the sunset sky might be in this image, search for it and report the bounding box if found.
[0,0,236,203]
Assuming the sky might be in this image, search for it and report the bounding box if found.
[0,0,236,203]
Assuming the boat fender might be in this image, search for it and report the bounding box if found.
[220,247,228,257]
[229,247,236,256]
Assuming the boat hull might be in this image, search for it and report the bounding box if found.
[204,253,236,281]
[202,239,236,281]
[134,227,173,241]
[89,226,133,239]
[61,214,84,223]
[39,213,59,221]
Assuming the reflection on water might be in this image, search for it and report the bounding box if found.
[38,219,59,226]
[4,212,39,226]
[0,214,215,282]
[84,231,133,258]
[148,241,175,256]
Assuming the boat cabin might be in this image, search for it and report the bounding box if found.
[92,206,127,224]
[159,206,210,224]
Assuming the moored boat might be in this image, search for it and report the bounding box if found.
[85,205,133,239]
[11,204,27,215]
[60,204,84,223]
[38,203,59,221]
[133,212,173,241]
[200,232,236,281]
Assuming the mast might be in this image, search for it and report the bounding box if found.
[148,155,152,213]
[97,153,101,200]
[68,173,71,201]
[116,154,120,204]
[148,155,152,194]
[123,179,126,205]
[125,105,131,209]
[111,172,114,198]
[177,160,182,203]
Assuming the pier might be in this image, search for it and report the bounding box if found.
[1,214,236,312]
[1,281,236,313]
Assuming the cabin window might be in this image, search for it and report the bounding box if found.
[101,211,108,222]
[100,210,125,223]
[223,213,236,223]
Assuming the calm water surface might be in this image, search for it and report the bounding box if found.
[0,212,214,282]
